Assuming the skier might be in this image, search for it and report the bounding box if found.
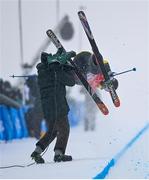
[72,51,118,130]
[31,49,76,163]
[73,51,119,91]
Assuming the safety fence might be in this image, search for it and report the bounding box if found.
[0,102,84,141]
[0,105,28,141]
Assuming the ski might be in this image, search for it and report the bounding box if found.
[46,29,109,115]
[78,11,120,107]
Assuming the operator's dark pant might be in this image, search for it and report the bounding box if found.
[36,116,70,154]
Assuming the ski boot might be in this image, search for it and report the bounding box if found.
[31,151,45,164]
[100,60,119,91]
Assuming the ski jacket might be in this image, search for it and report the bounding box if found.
[36,61,75,122]
[73,51,113,90]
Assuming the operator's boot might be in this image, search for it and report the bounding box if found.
[31,146,45,164]
[31,151,45,164]
[54,150,72,162]
[54,154,72,162]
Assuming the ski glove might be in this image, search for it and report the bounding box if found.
[47,50,76,65]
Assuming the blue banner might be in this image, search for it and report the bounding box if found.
[1,105,14,140]
[0,105,28,141]
[9,107,23,139]
[0,106,6,140]
[18,107,28,138]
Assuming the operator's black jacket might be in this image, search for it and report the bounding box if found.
[36,59,75,123]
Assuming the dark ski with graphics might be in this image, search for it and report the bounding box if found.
[46,29,109,115]
[78,11,120,107]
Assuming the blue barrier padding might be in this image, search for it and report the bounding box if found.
[93,123,149,179]
[0,105,29,141]
[9,107,23,139]
[18,107,28,138]
[68,104,77,127]
[0,106,6,140]
[1,105,14,140]
[68,101,85,127]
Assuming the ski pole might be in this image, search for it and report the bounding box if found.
[10,74,37,78]
[111,68,136,77]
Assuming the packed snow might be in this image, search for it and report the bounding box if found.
[0,120,149,179]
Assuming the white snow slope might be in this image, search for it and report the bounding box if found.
[0,122,149,179]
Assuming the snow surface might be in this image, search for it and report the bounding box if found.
[0,122,149,179]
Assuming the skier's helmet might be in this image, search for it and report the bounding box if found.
[89,54,102,74]
[73,51,91,75]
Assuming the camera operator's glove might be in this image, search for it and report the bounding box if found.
[47,50,76,65]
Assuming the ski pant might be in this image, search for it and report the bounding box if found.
[36,115,70,154]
